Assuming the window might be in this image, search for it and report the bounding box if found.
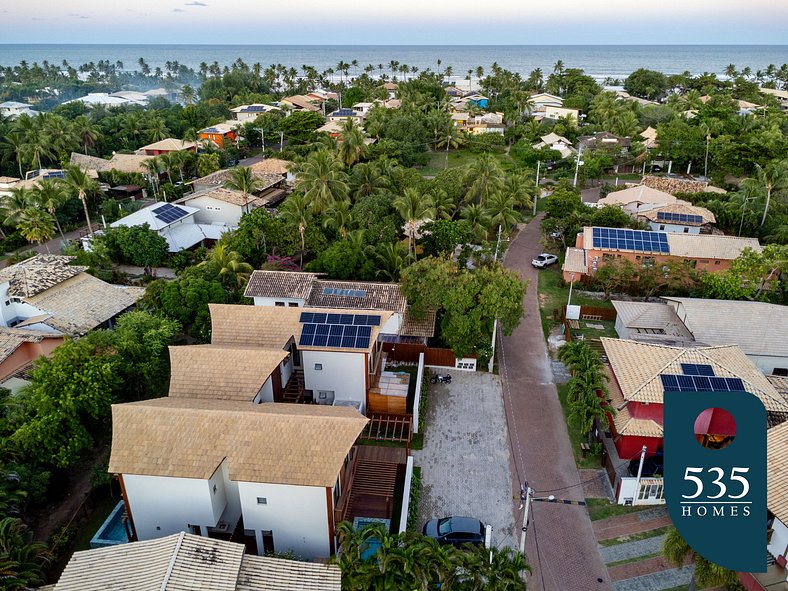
[637,482,664,501]
[256,497,267,505]
[288,302,299,307]
[684,259,697,269]
[683,227,689,233]
[275,301,285,307]
[314,363,322,371]
[659,225,665,231]
[773,368,788,377]
[642,257,655,268]
[714,260,721,265]
[213,484,217,494]
[3,300,9,306]
[188,524,201,535]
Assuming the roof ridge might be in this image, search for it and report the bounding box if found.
[160,531,185,591]
[628,346,686,399]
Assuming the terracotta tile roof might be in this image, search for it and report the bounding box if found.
[248,158,293,175]
[237,555,341,591]
[168,345,288,401]
[70,151,153,175]
[662,297,786,358]
[135,138,196,153]
[606,370,663,438]
[767,421,788,523]
[601,338,787,411]
[400,308,436,338]
[209,304,391,353]
[562,247,587,274]
[244,271,321,300]
[0,255,86,298]
[308,280,407,314]
[54,532,340,591]
[108,398,368,485]
[0,327,59,365]
[191,169,283,191]
[639,202,716,225]
[26,274,143,336]
[280,96,320,112]
[175,187,267,208]
[597,185,677,208]
[665,233,761,259]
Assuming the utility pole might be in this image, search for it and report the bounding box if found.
[572,147,583,187]
[703,133,710,180]
[445,136,450,169]
[280,131,284,152]
[567,273,575,308]
[518,484,533,556]
[633,445,648,505]
[489,224,504,373]
[533,161,540,217]
[255,128,265,159]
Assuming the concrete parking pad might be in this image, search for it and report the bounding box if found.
[413,371,516,549]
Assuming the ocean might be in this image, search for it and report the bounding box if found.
[1,45,787,80]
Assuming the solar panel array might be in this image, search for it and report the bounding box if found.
[242,105,268,112]
[656,211,703,224]
[153,203,189,224]
[680,363,715,376]
[322,287,367,298]
[298,311,381,349]
[660,374,746,392]
[591,227,669,253]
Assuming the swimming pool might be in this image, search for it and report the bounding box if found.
[90,501,130,549]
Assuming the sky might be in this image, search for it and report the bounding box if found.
[1,0,787,44]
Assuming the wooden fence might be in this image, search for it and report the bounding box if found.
[383,343,465,369]
[563,305,617,322]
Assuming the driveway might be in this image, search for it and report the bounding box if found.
[413,371,516,549]
[500,214,613,591]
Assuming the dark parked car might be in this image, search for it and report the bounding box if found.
[422,516,486,547]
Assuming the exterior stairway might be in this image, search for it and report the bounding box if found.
[282,369,305,403]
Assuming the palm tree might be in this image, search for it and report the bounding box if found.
[17,208,56,253]
[279,193,311,268]
[293,149,349,214]
[662,527,741,591]
[393,188,435,260]
[349,162,390,200]
[181,84,197,105]
[0,187,36,229]
[0,133,26,178]
[63,164,98,236]
[72,115,101,155]
[375,242,408,281]
[203,245,254,289]
[323,199,353,239]
[225,166,262,214]
[33,179,70,242]
[0,517,51,590]
[504,174,535,211]
[484,192,521,236]
[145,116,170,143]
[461,203,491,241]
[741,160,788,227]
[337,119,367,167]
[465,153,506,205]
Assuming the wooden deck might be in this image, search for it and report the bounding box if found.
[361,413,413,446]
[356,444,408,465]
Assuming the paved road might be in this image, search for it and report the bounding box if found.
[413,371,517,549]
[500,215,612,591]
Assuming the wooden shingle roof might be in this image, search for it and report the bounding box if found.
[168,345,288,401]
[53,532,342,591]
[108,398,368,486]
[0,254,85,298]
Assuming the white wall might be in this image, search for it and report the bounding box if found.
[617,476,665,506]
[252,296,304,307]
[280,356,294,385]
[380,313,403,335]
[181,195,244,226]
[648,221,699,235]
[302,350,367,412]
[768,518,788,565]
[123,473,224,540]
[238,482,331,559]
[254,376,275,403]
[614,316,632,340]
[0,282,56,329]
[751,354,788,376]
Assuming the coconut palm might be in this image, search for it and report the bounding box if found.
[225,166,262,214]
[323,199,353,239]
[337,119,367,167]
[181,84,197,105]
[293,149,349,214]
[741,160,788,227]
[203,244,253,289]
[63,164,98,236]
[504,174,535,211]
[145,116,170,143]
[0,187,36,229]
[17,208,56,252]
[461,203,491,241]
[349,162,390,200]
[72,115,101,155]
[393,188,435,260]
[278,193,311,268]
[662,527,741,591]
[0,517,51,590]
[42,114,79,161]
[465,153,505,206]
[484,192,521,236]
[0,133,26,178]
[431,189,457,220]
[375,242,409,281]
[33,179,70,242]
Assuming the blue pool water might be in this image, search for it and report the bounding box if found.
[90,501,129,549]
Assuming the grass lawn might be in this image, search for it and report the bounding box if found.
[598,525,671,548]
[537,266,614,340]
[557,383,603,470]
[585,497,654,521]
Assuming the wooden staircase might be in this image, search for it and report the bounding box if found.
[342,460,399,522]
[282,369,305,404]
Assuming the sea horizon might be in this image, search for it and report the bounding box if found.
[1,44,786,80]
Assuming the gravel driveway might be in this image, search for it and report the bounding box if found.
[412,371,517,549]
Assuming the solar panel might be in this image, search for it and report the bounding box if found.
[661,374,748,393]
[709,377,729,391]
[321,287,367,298]
[656,211,703,224]
[726,378,745,391]
[326,313,342,324]
[677,375,695,390]
[681,363,715,376]
[299,312,314,323]
[297,315,377,350]
[153,203,189,224]
[301,323,316,336]
[591,228,670,254]
[661,375,679,391]
[693,376,712,391]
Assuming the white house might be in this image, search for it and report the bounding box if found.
[637,202,717,234]
[352,102,375,114]
[596,185,680,215]
[543,105,580,122]
[209,303,393,413]
[532,132,575,159]
[243,270,437,343]
[0,101,39,119]
[64,92,137,108]
[108,397,368,559]
[174,187,268,226]
[52,532,342,591]
[528,92,563,114]
[110,202,230,252]
[0,254,142,336]
[230,103,281,121]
